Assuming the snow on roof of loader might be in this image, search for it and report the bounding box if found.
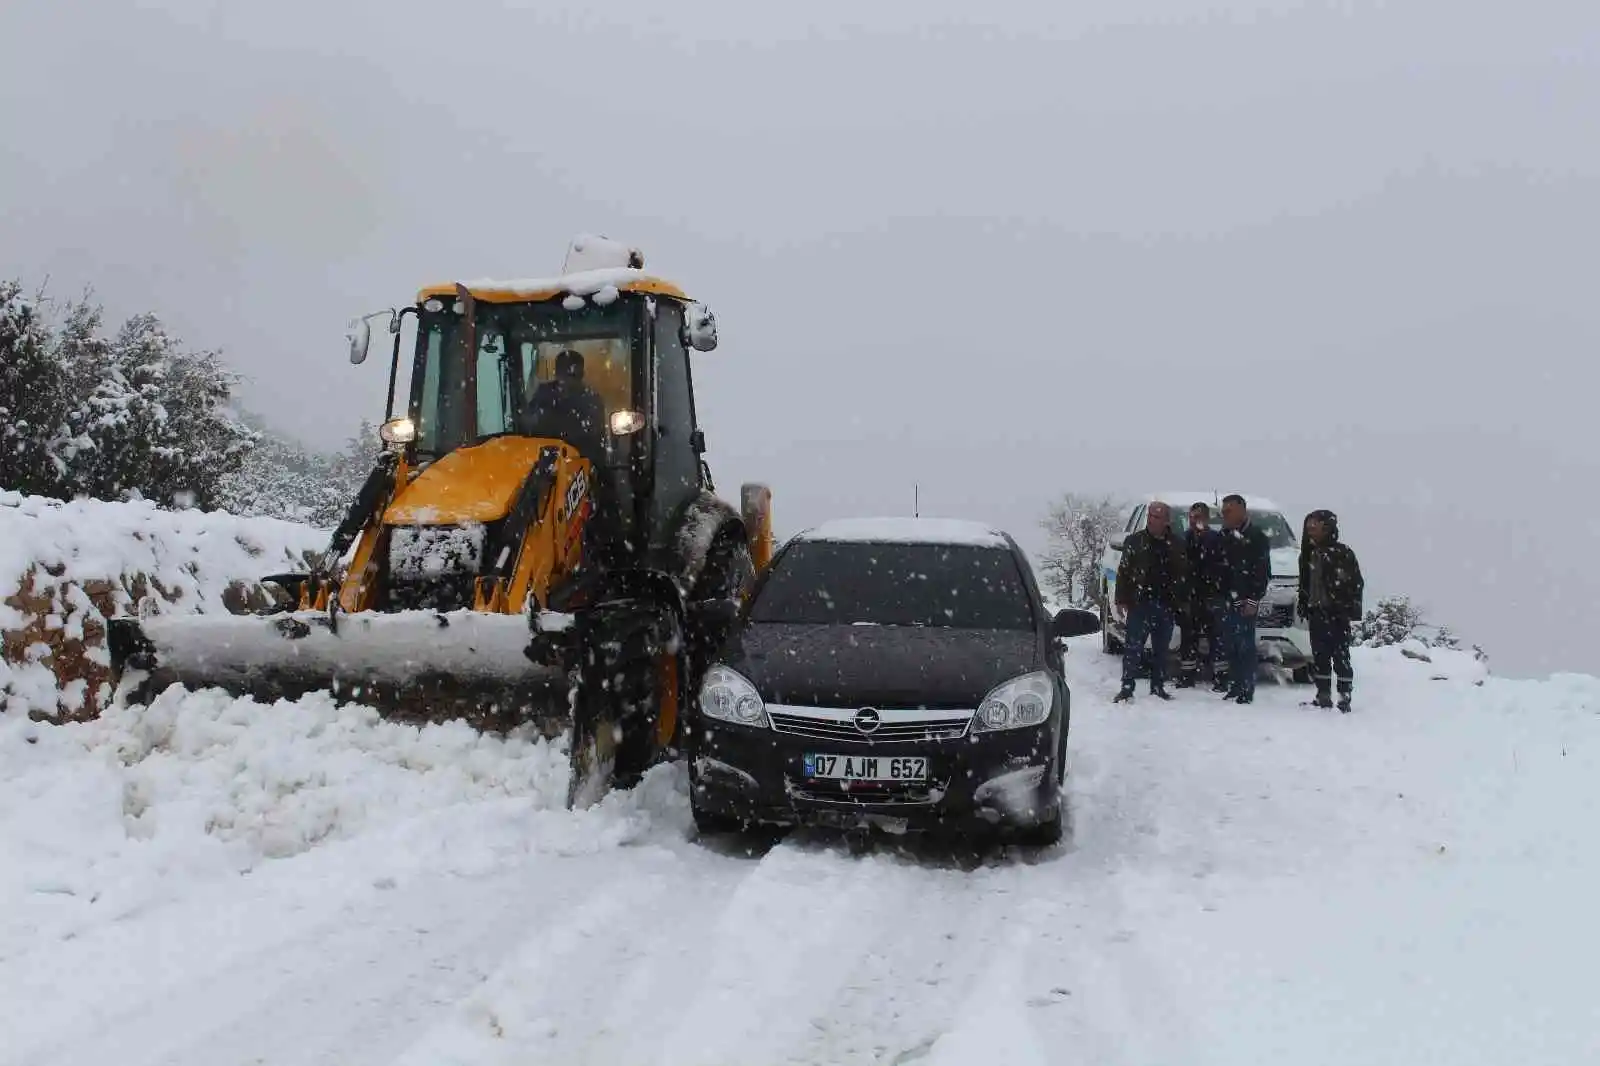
[796,517,1011,549]
[417,268,689,305]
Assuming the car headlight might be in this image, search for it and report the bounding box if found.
[973,670,1054,732]
[698,664,769,729]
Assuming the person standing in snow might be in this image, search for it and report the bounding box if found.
[1177,501,1228,690]
[1218,493,1271,704]
[1297,509,1364,712]
[1113,500,1188,703]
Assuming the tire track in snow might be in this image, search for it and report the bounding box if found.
[635,834,1074,1066]
[1013,646,1261,1064]
[13,864,545,1066]
[389,864,671,1066]
[642,839,923,1066]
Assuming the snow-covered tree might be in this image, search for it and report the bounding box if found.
[216,416,379,528]
[0,281,69,496]
[0,281,258,507]
[43,297,110,487]
[1039,492,1125,606]
[158,346,259,507]
[55,313,257,508]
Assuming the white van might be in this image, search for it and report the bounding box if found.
[1097,493,1313,680]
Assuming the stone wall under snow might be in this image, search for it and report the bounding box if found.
[0,491,327,721]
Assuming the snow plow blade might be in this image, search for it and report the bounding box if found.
[107,610,570,735]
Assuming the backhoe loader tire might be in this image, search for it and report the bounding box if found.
[567,604,685,808]
[685,535,755,714]
[690,799,746,837]
[698,536,756,604]
[1014,802,1065,848]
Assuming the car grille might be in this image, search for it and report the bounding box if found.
[767,710,971,744]
[786,778,947,807]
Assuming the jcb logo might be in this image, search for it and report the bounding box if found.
[562,470,589,521]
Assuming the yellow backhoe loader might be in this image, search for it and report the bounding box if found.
[108,236,774,807]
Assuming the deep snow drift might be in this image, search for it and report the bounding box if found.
[3,640,1596,1066]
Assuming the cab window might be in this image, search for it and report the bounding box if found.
[411,298,639,457]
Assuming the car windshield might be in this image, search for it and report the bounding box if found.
[749,541,1035,630]
[1173,508,1298,549]
[410,297,639,457]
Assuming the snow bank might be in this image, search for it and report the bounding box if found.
[0,491,326,720]
[0,686,573,956]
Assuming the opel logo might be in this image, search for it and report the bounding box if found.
[854,708,881,735]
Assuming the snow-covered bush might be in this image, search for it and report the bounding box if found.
[1356,594,1486,662]
[1355,595,1423,647]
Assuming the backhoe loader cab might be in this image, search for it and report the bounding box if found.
[398,274,714,566]
[110,237,770,810]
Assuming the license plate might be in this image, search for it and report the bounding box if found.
[803,754,928,782]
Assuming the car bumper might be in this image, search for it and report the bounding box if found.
[688,717,1061,835]
[1256,622,1312,666]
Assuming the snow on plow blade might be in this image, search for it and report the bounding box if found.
[108,610,571,735]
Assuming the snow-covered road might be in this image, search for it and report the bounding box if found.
[5,640,1596,1066]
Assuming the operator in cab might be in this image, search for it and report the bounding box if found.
[519,348,606,462]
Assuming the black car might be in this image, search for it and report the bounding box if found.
[686,518,1100,844]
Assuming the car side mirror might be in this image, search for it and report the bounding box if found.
[1108,534,1126,552]
[1051,607,1100,641]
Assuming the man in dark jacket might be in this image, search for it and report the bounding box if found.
[519,348,607,463]
[1177,500,1228,690]
[1218,493,1271,704]
[1113,500,1188,703]
[1297,509,1364,712]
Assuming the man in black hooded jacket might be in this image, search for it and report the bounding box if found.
[1297,509,1364,712]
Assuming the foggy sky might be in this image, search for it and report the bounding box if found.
[3,0,1597,678]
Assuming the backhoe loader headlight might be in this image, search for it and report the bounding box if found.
[972,671,1054,732]
[609,409,646,435]
[380,417,416,445]
[699,665,769,729]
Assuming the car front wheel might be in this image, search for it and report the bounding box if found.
[690,792,748,836]
[1013,798,1064,847]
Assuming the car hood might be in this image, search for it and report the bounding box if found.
[723,623,1040,710]
[1272,547,1299,579]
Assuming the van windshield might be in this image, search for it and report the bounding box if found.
[749,541,1035,630]
[1174,508,1298,549]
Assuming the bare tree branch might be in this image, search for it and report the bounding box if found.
[1039,492,1127,606]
